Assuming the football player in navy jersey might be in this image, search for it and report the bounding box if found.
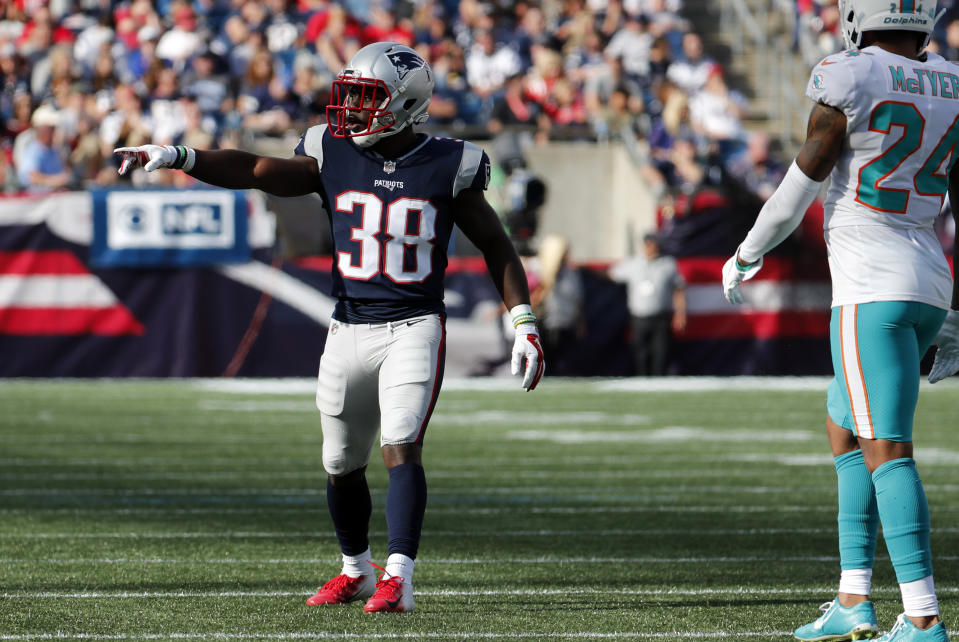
[115,42,545,614]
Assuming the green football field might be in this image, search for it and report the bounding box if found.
[2,377,958,640]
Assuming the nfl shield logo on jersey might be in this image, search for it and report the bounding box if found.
[383,160,396,174]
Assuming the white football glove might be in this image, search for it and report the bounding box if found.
[114,144,194,174]
[929,309,959,384]
[722,251,764,305]
[511,323,545,391]
[508,304,544,391]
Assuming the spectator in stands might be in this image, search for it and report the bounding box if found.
[608,232,686,376]
[798,0,842,68]
[363,5,415,46]
[604,12,652,79]
[430,41,480,124]
[16,104,72,192]
[465,28,522,107]
[237,49,296,135]
[17,6,64,68]
[643,86,699,193]
[120,26,162,87]
[90,48,120,94]
[591,83,644,142]
[688,64,746,158]
[73,13,114,77]
[156,1,206,69]
[513,6,550,70]
[213,15,257,79]
[645,35,674,102]
[725,131,786,201]
[524,45,564,107]
[147,67,186,144]
[69,112,110,187]
[542,77,588,129]
[584,54,644,124]
[310,5,362,78]
[99,83,152,157]
[940,18,959,59]
[489,73,546,133]
[289,53,327,124]
[666,32,713,94]
[30,45,72,103]
[0,45,30,125]
[563,28,608,89]
[3,90,32,140]
[182,50,230,127]
[180,98,216,152]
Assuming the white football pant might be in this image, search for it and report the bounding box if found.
[316,314,445,475]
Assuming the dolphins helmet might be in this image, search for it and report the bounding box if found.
[838,0,946,52]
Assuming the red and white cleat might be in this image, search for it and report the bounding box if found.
[363,574,415,613]
[306,573,375,605]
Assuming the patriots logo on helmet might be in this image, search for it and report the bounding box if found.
[387,50,426,81]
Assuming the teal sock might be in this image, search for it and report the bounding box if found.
[835,450,878,570]
[872,458,933,583]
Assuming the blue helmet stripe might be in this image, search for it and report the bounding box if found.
[901,0,914,13]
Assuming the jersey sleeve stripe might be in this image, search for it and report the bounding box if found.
[453,141,483,198]
[302,124,328,168]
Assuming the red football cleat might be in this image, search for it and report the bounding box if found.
[363,574,415,613]
[306,573,375,605]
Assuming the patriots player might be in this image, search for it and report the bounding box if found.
[722,1,959,640]
[115,42,545,614]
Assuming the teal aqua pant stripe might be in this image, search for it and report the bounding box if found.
[873,458,933,583]
[835,450,878,570]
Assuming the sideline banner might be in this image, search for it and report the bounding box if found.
[90,188,249,267]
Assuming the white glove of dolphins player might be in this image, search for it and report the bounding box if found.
[114,144,196,175]
[509,304,545,391]
[722,249,764,305]
[929,309,959,383]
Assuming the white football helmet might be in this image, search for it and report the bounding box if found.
[327,42,434,148]
[838,0,946,52]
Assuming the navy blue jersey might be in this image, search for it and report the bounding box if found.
[294,125,490,323]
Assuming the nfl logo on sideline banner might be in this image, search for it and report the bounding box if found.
[90,188,250,267]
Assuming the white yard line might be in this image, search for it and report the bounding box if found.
[0,632,795,640]
[0,527,851,539]
[0,505,838,515]
[5,586,959,599]
[0,485,843,496]
[0,555,849,565]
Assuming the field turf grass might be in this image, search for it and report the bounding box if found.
[1,377,958,640]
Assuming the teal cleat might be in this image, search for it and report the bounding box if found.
[794,600,879,641]
[876,614,949,641]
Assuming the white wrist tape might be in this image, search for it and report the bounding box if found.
[167,145,196,172]
[183,147,196,172]
[509,304,537,329]
[738,161,823,264]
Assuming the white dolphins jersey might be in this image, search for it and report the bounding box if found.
[806,46,955,308]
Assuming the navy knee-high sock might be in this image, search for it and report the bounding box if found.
[386,463,427,559]
[326,475,372,556]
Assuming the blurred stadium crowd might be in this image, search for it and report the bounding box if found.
[3,0,959,213]
[1,0,767,198]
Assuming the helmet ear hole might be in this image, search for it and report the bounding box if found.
[403,98,417,111]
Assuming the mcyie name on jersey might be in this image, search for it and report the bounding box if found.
[889,64,959,98]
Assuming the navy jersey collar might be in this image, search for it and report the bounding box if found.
[353,133,433,163]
